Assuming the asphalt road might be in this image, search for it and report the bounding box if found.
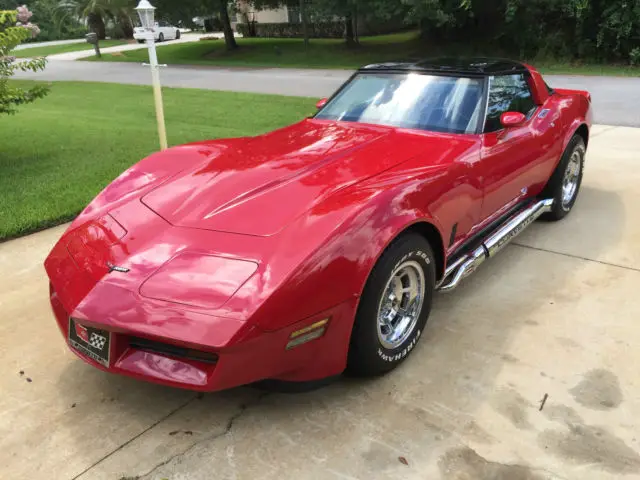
[16,60,640,127]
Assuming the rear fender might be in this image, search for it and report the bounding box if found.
[564,120,590,152]
[554,88,592,104]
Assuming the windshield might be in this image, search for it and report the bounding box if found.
[315,73,484,134]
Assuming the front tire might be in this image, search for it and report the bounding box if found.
[176,30,181,39]
[158,33,165,42]
[541,134,585,221]
[347,233,436,376]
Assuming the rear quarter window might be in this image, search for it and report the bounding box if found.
[484,74,537,132]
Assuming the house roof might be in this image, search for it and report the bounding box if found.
[359,57,529,76]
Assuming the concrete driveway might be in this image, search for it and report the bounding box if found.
[18,33,208,61]
[14,38,86,50]
[2,125,640,480]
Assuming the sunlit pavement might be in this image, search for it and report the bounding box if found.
[2,125,640,479]
[23,33,210,61]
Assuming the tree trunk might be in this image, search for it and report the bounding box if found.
[119,15,134,39]
[353,1,359,44]
[87,12,106,40]
[299,0,309,49]
[345,12,355,46]
[218,0,237,50]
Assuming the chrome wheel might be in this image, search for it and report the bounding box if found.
[377,260,425,350]
[561,149,582,209]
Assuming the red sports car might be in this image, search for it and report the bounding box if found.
[45,58,592,391]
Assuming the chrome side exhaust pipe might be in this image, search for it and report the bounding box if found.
[437,199,553,292]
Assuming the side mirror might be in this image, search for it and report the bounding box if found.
[500,111,526,128]
[315,98,328,109]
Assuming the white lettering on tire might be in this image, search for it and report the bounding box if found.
[377,329,422,362]
[391,250,431,273]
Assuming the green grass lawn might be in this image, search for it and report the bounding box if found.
[0,81,314,241]
[84,31,640,76]
[14,40,129,58]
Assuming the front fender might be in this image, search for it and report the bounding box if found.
[244,172,446,380]
[68,139,240,232]
[253,164,449,333]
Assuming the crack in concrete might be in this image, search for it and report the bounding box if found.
[512,242,640,273]
[71,395,198,480]
[135,391,271,480]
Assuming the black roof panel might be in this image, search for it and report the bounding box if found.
[360,57,528,76]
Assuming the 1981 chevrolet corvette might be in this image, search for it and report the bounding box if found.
[45,58,592,391]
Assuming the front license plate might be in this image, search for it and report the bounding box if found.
[68,318,111,367]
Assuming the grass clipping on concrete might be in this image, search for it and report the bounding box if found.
[0,81,314,241]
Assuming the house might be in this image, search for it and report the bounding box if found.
[233,1,302,28]
[228,1,409,38]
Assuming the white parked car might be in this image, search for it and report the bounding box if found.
[134,21,181,43]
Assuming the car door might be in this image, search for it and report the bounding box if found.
[156,21,169,39]
[478,73,549,220]
[164,22,176,39]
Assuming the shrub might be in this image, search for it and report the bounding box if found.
[0,6,48,115]
[236,21,344,39]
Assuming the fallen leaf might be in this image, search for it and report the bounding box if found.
[398,456,408,466]
[26,377,32,383]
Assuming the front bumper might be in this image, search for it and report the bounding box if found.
[50,284,356,391]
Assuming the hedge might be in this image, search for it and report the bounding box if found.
[237,21,344,39]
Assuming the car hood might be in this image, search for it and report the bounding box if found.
[141,120,429,237]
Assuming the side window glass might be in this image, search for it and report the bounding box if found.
[484,74,536,132]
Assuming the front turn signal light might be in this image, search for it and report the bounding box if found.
[286,318,329,350]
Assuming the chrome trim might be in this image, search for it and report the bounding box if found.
[437,198,553,293]
[438,246,486,293]
[484,198,553,257]
[377,260,425,349]
[561,148,582,210]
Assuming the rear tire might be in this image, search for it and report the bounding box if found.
[540,134,585,221]
[137,39,145,44]
[176,30,181,39]
[346,233,435,376]
[158,33,165,42]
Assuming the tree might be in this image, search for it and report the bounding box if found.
[298,0,308,48]
[56,0,132,40]
[218,0,237,49]
[152,0,208,27]
[309,0,405,45]
[0,6,48,115]
[29,0,87,42]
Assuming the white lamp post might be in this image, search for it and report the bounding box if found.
[135,0,167,150]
